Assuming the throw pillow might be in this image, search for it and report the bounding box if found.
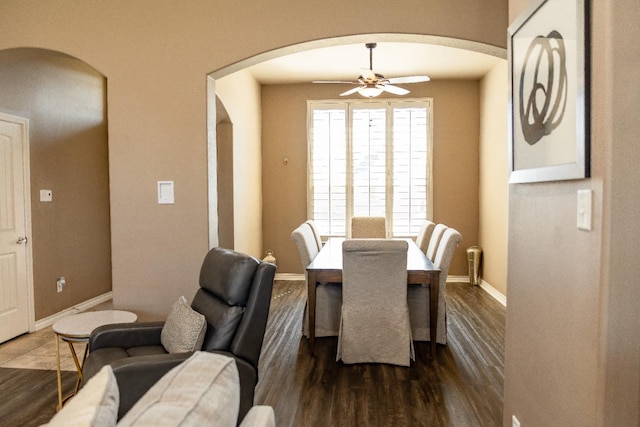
[160,296,207,354]
[46,365,119,427]
[117,352,240,427]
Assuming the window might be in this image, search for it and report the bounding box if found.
[307,99,433,238]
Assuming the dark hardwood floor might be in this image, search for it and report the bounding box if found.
[0,280,504,427]
[0,368,75,426]
[255,280,505,427]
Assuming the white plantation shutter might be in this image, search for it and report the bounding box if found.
[309,104,347,236]
[308,99,432,239]
[392,105,429,236]
[352,107,387,218]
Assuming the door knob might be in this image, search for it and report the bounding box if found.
[16,236,28,244]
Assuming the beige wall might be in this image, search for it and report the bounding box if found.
[0,48,111,320]
[478,61,509,296]
[504,0,640,426]
[0,0,508,317]
[215,70,263,257]
[216,120,234,249]
[262,81,480,276]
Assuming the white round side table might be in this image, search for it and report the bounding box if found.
[52,310,137,410]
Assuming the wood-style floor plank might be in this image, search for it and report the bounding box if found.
[255,280,505,427]
[0,368,75,427]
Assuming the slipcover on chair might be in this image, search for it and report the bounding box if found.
[350,216,386,238]
[291,222,318,269]
[305,219,323,252]
[292,223,342,337]
[416,220,436,254]
[337,239,414,366]
[426,223,448,260]
[408,227,462,344]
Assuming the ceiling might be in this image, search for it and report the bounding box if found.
[245,42,505,85]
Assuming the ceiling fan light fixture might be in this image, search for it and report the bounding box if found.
[358,85,383,98]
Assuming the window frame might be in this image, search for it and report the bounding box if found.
[306,98,433,239]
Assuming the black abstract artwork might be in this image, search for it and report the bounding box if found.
[519,30,568,146]
[508,0,589,183]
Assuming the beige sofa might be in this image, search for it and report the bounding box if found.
[44,352,275,427]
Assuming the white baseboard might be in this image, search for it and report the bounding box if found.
[449,275,506,306]
[479,279,507,306]
[275,273,305,281]
[34,292,113,331]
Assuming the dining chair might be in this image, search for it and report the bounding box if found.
[426,223,448,260]
[292,223,342,338]
[291,222,318,269]
[408,227,462,344]
[337,239,414,366]
[415,220,436,254]
[350,216,386,238]
[305,219,323,252]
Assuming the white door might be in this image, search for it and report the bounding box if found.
[0,113,33,344]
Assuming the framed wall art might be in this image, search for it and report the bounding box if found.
[508,0,590,183]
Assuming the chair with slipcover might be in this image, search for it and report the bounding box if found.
[82,247,276,424]
[350,216,386,238]
[292,222,342,337]
[408,227,462,344]
[304,219,323,252]
[336,239,414,366]
[426,223,448,261]
[415,220,436,254]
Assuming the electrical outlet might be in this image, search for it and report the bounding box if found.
[56,277,66,293]
[512,415,521,427]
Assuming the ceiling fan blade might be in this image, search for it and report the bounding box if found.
[381,84,410,95]
[340,86,362,96]
[386,75,431,84]
[312,80,358,84]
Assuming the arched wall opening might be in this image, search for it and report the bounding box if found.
[207,34,507,276]
[0,48,112,322]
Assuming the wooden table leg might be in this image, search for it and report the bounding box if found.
[306,271,317,355]
[429,272,439,358]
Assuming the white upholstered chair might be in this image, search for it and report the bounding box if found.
[350,216,386,238]
[337,239,414,366]
[426,223,448,261]
[305,219,323,252]
[415,220,436,254]
[408,227,462,344]
[291,222,318,269]
[292,223,342,337]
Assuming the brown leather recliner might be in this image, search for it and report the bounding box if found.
[82,247,276,424]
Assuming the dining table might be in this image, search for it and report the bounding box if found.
[306,237,440,358]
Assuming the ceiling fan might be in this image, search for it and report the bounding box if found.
[313,43,430,98]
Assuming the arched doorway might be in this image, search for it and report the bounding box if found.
[0,48,111,337]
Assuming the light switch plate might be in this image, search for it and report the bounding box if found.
[157,181,174,204]
[40,189,52,202]
[577,189,592,231]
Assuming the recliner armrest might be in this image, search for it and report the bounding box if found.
[89,321,165,351]
[110,352,193,419]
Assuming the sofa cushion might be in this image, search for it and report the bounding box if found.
[117,352,240,427]
[161,296,207,354]
[46,365,119,427]
[126,345,167,357]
